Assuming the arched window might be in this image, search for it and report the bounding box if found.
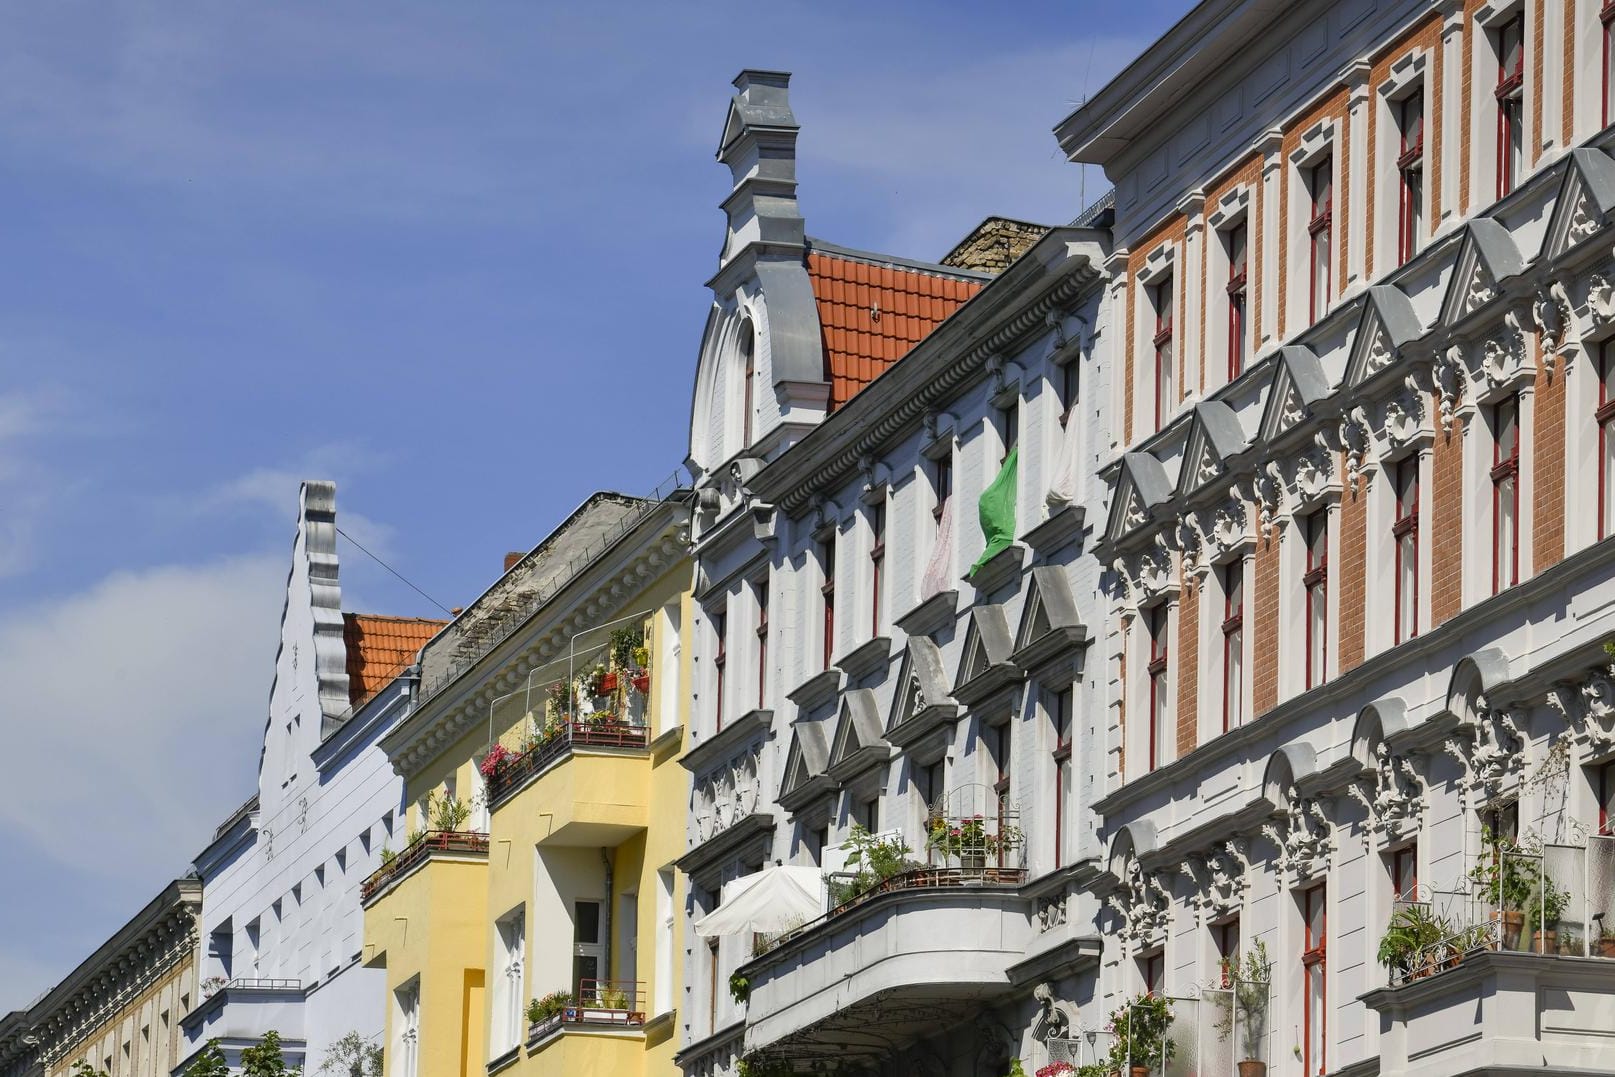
[739,322,756,447]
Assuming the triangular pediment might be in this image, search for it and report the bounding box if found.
[1014,567,1084,652]
[1103,453,1173,546]
[954,604,1014,691]
[887,638,953,730]
[1542,147,1615,261]
[828,689,888,780]
[1346,286,1423,388]
[778,722,830,806]
[1438,220,1524,327]
[1176,401,1246,498]
[1257,346,1331,444]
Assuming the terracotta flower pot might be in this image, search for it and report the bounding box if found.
[1600,937,1615,958]
[1130,1066,1151,1077]
[597,672,618,693]
[1538,929,1557,955]
[1237,1060,1267,1077]
[1501,910,1525,951]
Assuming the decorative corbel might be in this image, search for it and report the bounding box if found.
[1341,408,1372,489]
[1434,344,1467,436]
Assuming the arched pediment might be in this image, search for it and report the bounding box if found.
[1444,647,1511,724]
[1349,697,1410,770]
[1258,743,1317,808]
[1105,820,1159,879]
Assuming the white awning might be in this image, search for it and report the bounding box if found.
[692,865,825,937]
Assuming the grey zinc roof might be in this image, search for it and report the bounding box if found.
[1278,345,1331,408]
[1194,399,1247,461]
[1467,217,1526,282]
[1366,285,1425,348]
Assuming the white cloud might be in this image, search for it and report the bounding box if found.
[0,554,284,884]
[0,387,76,578]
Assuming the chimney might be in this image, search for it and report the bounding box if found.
[716,69,804,267]
[504,551,524,573]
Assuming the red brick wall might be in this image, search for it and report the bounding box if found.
[1176,579,1200,756]
[1431,411,1467,626]
[1251,531,1282,716]
[1340,462,1369,673]
[1533,347,1566,571]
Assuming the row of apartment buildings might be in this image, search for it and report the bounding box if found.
[6,1,1615,1076]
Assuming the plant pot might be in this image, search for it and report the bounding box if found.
[960,852,987,872]
[1600,937,1615,958]
[1130,1066,1151,1077]
[1501,910,1525,950]
[631,673,650,694]
[597,672,619,693]
[1537,929,1557,955]
[1237,1060,1267,1077]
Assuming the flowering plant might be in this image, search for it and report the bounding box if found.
[1036,1063,1076,1077]
[479,743,512,778]
[926,814,994,857]
[200,975,227,998]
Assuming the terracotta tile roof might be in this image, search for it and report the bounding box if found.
[343,613,446,707]
[807,244,986,410]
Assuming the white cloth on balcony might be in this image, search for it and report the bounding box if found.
[919,498,953,600]
[692,865,825,937]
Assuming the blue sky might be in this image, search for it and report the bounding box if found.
[0,0,1185,1007]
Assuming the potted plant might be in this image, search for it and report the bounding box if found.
[527,989,572,1030]
[1035,1063,1075,1077]
[632,643,651,668]
[1376,904,1450,979]
[479,743,512,779]
[609,624,644,671]
[1527,875,1570,954]
[1469,827,1535,949]
[1108,994,1175,1077]
[631,670,651,694]
[1213,939,1270,1077]
[927,815,992,869]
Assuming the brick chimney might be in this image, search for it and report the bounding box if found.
[504,551,525,573]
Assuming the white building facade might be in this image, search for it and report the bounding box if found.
[179,482,440,1074]
[676,71,1117,1077]
[1059,3,1615,1077]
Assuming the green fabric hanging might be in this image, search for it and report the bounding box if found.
[968,446,1019,577]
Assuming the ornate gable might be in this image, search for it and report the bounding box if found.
[1541,147,1615,262]
[886,637,960,749]
[1175,401,1247,499]
[1438,219,1525,328]
[1257,346,1332,444]
[1103,452,1173,547]
[1012,566,1089,674]
[1345,286,1424,388]
[778,721,834,812]
[827,688,890,782]
[953,603,1022,707]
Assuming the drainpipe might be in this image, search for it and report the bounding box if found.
[600,847,614,989]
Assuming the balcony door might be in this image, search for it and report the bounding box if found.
[573,899,604,995]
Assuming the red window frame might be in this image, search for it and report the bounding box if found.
[1302,885,1327,1077]
[1599,342,1615,539]
[1391,843,1418,902]
[1304,511,1329,689]
[1052,686,1074,868]
[712,607,728,731]
[755,579,769,710]
[1491,395,1520,593]
[1147,606,1170,770]
[870,502,886,636]
[1139,950,1165,996]
[1308,158,1334,324]
[1393,457,1420,644]
[990,721,1012,866]
[1397,89,1425,265]
[1226,223,1248,380]
[1216,919,1241,987]
[1496,15,1525,199]
[1604,2,1615,128]
[1598,761,1615,836]
[820,538,836,671]
[1222,559,1244,732]
[1153,276,1176,429]
[741,326,755,446]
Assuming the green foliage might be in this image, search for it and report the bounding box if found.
[185,1039,232,1077]
[317,1031,382,1077]
[69,1063,110,1077]
[427,790,471,832]
[1376,904,1451,969]
[241,1031,300,1077]
[378,845,396,867]
[1005,1061,1029,1077]
[1214,937,1271,1060]
[729,971,750,1004]
[828,824,917,905]
[1108,993,1176,1074]
[609,623,645,670]
[526,990,572,1025]
[737,1058,795,1077]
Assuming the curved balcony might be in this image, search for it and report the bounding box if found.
[359,829,489,905]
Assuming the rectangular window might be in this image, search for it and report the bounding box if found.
[1308,158,1334,324]
[1222,560,1244,732]
[394,979,421,1077]
[712,606,727,731]
[706,937,720,1034]
[493,909,526,1054]
[1147,606,1171,770]
[1391,844,1418,902]
[989,721,1012,866]
[1484,800,1521,844]
[870,501,886,636]
[1153,277,1176,428]
[1598,762,1615,836]
[654,868,675,1015]
[1058,357,1081,425]
[574,899,604,998]
[1496,14,1525,198]
[820,538,836,670]
[1605,3,1615,127]
[1394,458,1420,644]
[1397,88,1425,264]
[1302,885,1327,1077]
[1600,343,1615,539]
[918,759,944,818]
[1226,223,1248,380]
[741,326,755,447]
[1216,919,1241,986]
[1492,396,1520,593]
[933,455,952,525]
[754,579,769,710]
[1304,511,1329,688]
[856,797,880,833]
[1052,686,1074,868]
[1000,403,1019,462]
[1139,950,1165,995]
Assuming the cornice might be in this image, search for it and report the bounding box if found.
[679,709,773,777]
[382,507,690,779]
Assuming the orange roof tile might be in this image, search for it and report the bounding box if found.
[807,248,984,410]
[342,613,446,707]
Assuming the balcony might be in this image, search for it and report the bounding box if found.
[485,715,652,846]
[177,979,306,1072]
[486,719,651,806]
[512,981,648,1075]
[359,829,490,905]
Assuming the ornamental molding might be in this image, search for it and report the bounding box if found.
[1351,742,1425,846]
[1373,372,1432,460]
[1340,407,1373,488]
[1251,463,1284,539]
[1032,982,1082,1047]
[1183,836,1251,921]
[1105,858,1171,948]
[1476,310,1533,400]
[1532,282,1574,378]
[1285,431,1342,513]
[1114,534,1178,611]
[1545,666,1615,761]
[1444,703,1526,800]
[1262,785,1334,885]
[1434,345,1468,435]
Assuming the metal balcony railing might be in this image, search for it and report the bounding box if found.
[359,830,489,903]
[485,719,650,805]
[528,980,648,1042]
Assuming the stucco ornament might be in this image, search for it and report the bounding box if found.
[1546,668,1615,759]
[1036,891,1069,932]
[1533,282,1575,378]
[1291,432,1339,507]
[1368,742,1424,843]
[1587,272,1615,326]
[1480,311,1530,392]
[1176,515,1207,579]
[1434,345,1468,436]
[1263,786,1333,883]
[1252,463,1284,539]
[1202,497,1251,564]
[1133,535,1177,604]
[1185,837,1251,920]
[1461,703,1526,799]
[1379,381,1427,453]
[1107,859,1171,947]
[1032,982,1082,1047]
[1340,408,1373,487]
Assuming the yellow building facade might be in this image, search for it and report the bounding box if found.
[363,492,692,1077]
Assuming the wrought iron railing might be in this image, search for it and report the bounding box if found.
[528,980,647,1042]
[359,830,489,902]
[485,720,650,805]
